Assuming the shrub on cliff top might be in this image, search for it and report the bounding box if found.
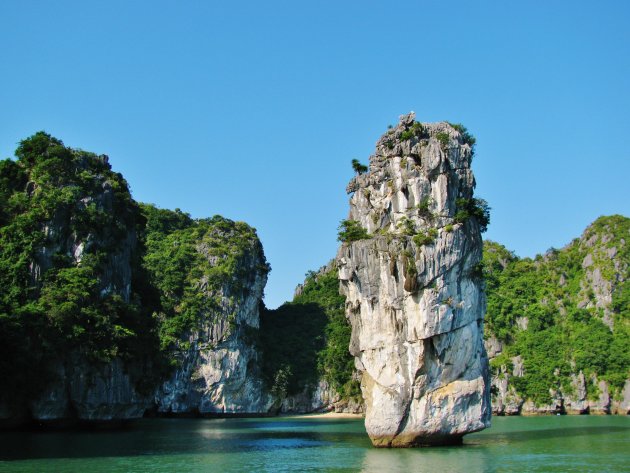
[448,122,477,147]
[436,132,450,147]
[400,122,425,141]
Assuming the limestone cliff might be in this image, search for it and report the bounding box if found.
[484,216,630,416]
[337,113,491,446]
[148,214,271,414]
[0,132,157,425]
[0,133,273,427]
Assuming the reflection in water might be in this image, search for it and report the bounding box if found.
[0,416,628,472]
[360,447,491,473]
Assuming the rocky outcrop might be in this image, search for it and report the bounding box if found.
[155,220,272,415]
[0,134,275,427]
[30,359,150,422]
[338,113,491,446]
[489,363,620,416]
[485,216,629,416]
[280,380,364,414]
[27,158,153,423]
[0,137,155,425]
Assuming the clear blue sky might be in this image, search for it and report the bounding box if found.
[1,1,628,308]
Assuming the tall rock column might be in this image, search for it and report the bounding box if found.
[337,113,491,446]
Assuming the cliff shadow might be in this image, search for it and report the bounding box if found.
[259,302,328,401]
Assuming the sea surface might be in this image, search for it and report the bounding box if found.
[0,415,628,472]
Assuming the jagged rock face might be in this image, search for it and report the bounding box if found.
[280,380,364,414]
[155,226,272,414]
[0,135,156,424]
[30,359,149,421]
[25,175,153,423]
[338,113,491,446]
[484,216,629,416]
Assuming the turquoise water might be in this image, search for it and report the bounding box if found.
[0,415,628,472]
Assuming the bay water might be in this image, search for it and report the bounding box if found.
[0,415,628,472]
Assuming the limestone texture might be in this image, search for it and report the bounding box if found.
[485,216,630,416]
[155,229,271,414]
[337,113,491,446]
[11,152,153,424]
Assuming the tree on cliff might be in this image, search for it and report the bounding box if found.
[0,132,162,402]
[351,159,368,175]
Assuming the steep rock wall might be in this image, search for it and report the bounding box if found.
[337,113,491,446]
[0,134,274,427]
[484,216,630,416]
[0,134,156,425]
[152,217,272,414]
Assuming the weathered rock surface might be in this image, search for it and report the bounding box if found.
[30,359,150,422]
[280,380,364,414]
[155,223,272,415]
[0,148,154,425]
[485,216,629,416]
[338,113,491,446]
[0,135,275,427]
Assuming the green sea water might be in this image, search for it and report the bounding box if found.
[0,415,628,472]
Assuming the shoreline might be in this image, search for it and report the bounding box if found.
[286,411,364,419]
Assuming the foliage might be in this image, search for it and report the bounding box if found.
[454,198,491,233]
[397,216,416,236]
[484,216,630,404]
[416,197,432,219]
[413,228,437,246]
[436,132,450,147]
[260,301,327,397]
[260,266,360,400]
[400,122,424,141]
[141,205,267,352]
[448,122,477,147]
[400,130,413,141]
[351,159,368,175]
[337,219,370,242]
[400,122,425,141]
[0,132,161,401]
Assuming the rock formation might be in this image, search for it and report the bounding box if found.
[337,113,491,446]
[484,216,630,416]
[0,133,274,427]
[154,218,271,414]
[0,135,156,425]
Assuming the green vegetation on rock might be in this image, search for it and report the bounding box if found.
[455,198,490,233]
[0,132,161,401]
[484,216,630,405]
[400,122,425,141]
[260,264,360,402]
[0,132,270,408]
[436,132,450,147]
[337,219,370,242]
[448,122,477,148]
[351,159,368,175]
[141,205,267,352]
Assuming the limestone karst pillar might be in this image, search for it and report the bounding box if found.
[337,113,491,447]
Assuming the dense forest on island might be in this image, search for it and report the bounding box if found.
[484,215,629,413]
[0,131,627,423]
[0,132,270,415]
